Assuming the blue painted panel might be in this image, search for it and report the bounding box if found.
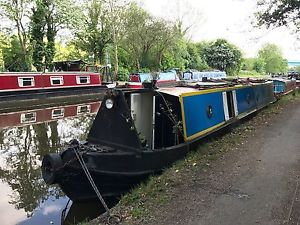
[182,92,225,138]
[273,80,285,93]
[254,83,275,108]
[236,87,257,113]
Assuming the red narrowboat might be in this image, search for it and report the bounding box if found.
[0,72,113,100]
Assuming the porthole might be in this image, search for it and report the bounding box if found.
[207,105,213,118]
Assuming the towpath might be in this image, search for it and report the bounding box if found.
[137,97,300,225]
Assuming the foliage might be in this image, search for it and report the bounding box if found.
[242,58,265,74]
[2,36,30,71]
[54,42,89,62]
[117,66,129,81]
[0,0,31,71]
[186,42,209,71]
[44,0,82,70]
[0,33,10,71]
[0,0,251,75]
[106,0,128,79]
[74,0,111,65]
[29,0,82,71]
[258,43,288,74]
[256,0,300,31]
[30,0,47,71]
[122,2,160,70]
[203,39,242,75]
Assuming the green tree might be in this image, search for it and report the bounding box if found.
[256,0,300,31]
[253,58,265,73]
[2,36,27,71]
[295,66,300,73]
[0,33,10,71]
[30,0,46,71]
[242,58,265,73]
[74,0,111,65]
[29,0,81,71]
[185,42,209,71]
[107,0,128,79]
[258,43,288,74]
[122,3,156,70]
[0,0,31,71]
[162,38,189,71]
[203,39,242,75]
[54,42,88,61]
[122,3,183,71]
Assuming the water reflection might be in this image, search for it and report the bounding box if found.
[62,197,120,225]
[0,98,101,225]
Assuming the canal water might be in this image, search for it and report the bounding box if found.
[0,96,111,225]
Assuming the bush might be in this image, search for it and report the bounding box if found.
[117,67,130,81]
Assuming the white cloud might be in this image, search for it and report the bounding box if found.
[0,182,26,225]
[42,204,62,215]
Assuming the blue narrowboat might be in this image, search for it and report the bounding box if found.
[272,78,296,94]
[41,80,275,201]
[182,70,226,81]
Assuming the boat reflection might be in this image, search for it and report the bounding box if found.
[62,197,120,225]
[0,98,101,225]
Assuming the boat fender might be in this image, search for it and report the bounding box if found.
[42,153,63,185]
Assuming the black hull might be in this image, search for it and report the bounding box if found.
[0,86,107,112]
[51,143,190,201]
[0,85,108,101]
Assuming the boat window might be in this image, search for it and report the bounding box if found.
[18,77,35,87]
[20,112,36,123]
[76,76,90,84]
[77,105,91,114]
[52,108,64,119]
[50,76,64,85]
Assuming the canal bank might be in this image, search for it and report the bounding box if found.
[85,92,300,225]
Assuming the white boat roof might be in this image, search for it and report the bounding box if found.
[158,87,204,97]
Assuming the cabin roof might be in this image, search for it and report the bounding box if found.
[158,87,200,96]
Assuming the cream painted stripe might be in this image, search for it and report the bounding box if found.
[232,90,239,116]
[222,92,229,121]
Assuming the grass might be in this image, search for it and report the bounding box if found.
[237,70,270,79]
[83,90,300,225]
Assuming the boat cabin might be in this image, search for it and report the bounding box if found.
[272,78,296,94]
[128,70,178,88]
[0,72,102,94]
[183,70,227,82]
[88,80,275,151]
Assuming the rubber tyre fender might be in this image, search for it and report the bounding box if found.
[42,153,63,185]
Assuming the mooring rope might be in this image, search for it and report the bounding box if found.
[73,148,121,224]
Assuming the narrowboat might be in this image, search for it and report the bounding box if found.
[0,71,114,100]
[182,70,226,81]
[41,79,275,201]
[272,78,296,95]
[127,70,178,88]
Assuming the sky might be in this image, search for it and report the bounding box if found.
[137,0,300,61]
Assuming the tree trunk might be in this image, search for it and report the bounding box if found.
[113,44,119,80]
[16,20,29,71]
